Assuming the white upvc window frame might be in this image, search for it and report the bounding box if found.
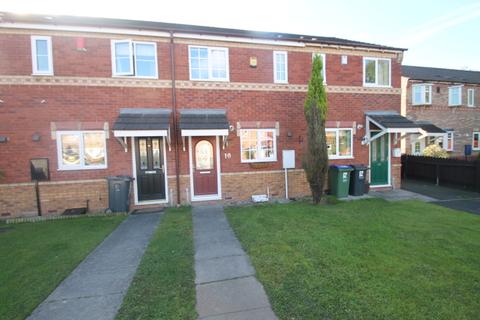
[111,40,158,78]
[363,57,391,87]
[56,131,108,171]
[467,88,475,107]
[273,51,288,84]
[444,130,454,152]
[31,36,53,75]
[188,45,229,82]
[412,84,432,105]
[448,85,463,106]
[312,53,327,84]
[326,128,354,159]
[473,132,480,151]
[240,128,277,163]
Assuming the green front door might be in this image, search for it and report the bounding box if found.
[370,133,389,185]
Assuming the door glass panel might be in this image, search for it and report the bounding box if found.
[196,140,214,170]
[83,132,105,166]
[61,134,80,165]
[380,136,386,161]
[139,138,148,170]
[152,138,161,169]
[371,138,377,162]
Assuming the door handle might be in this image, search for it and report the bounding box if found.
[145,170,156,174]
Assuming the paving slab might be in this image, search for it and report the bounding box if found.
[200,307,277,320]
[193,205,276,319]
[27,212,162,320]
[196,277,271,317]
[195,254,255,284]
[369,189,436,202]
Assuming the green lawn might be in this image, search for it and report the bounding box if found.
[226,199,480,320]
[116,207,197,320]
[0,215,125,320]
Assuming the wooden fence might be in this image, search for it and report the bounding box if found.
[401,155,480,191]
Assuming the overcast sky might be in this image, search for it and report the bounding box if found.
[2,0,480,70]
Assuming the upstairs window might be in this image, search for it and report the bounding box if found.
[240,129,277,163]
[448,86,462,106]
[312,53,326,83]
[412,84,432,105]
[473,132,480,150]
[467,89,475,107]
[31,36,53,75]
[56,131,107,170]
[363,57,390,87]
[273,51,288,83]
[189,46,229,81]
[111,40,158,78]
[326,128,353,159]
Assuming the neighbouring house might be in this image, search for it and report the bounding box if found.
[0,12,417,218]
[401,65,480,156]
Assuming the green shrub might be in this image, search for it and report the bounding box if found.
[423,144,448,158]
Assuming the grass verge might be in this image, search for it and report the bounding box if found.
[226,199,480,319]
[116,207,197,320]
[0,215,125,320]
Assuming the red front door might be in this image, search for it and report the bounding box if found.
[193,137,218,196]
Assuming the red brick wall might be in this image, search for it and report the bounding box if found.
[0,30,403,215]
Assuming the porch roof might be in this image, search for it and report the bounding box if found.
[178,109,229,130]
[417,121,446,134]
[366,112,420,130]
[113,108,171,131]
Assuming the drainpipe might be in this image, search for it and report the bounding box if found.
[169,31,181,206]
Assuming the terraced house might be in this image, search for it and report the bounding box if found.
[402,66,480,156]
[0,12,416,217]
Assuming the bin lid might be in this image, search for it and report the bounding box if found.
[330,165,353,171]
[350,164,368,170]
[107,175,133,181]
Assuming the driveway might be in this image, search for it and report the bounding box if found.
[402,179,480,215]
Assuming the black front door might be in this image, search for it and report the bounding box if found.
[136,137,166,201]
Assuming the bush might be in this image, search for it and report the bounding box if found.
[423,144,448,158]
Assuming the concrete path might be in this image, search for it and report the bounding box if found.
[193,205,277,320]
[28,212,162,320]
[369,188,436,202]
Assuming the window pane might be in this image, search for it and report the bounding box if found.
[35,40,50,71]
[474,133,479,149]
[259,131,275,159]
[84,133,105,166]
[61,134,80,166]
[326,131,337,156]
[377,59,390,86]
[275,53,286,82]
[425,86,431,104]
[135,43,156,77]
[241,130,258,161]
[413,86,422,104]
[364,59,376,84]
[211,49,227,79]
[338,130,352,156]
[190,47,209,80]
[115,42,132,74]
[195,140,214,170]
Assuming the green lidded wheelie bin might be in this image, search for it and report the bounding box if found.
[328,165,354,198]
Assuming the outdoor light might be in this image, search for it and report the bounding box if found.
[249,56,257,68]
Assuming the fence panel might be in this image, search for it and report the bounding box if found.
[402,155,480,191]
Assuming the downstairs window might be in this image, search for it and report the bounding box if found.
[240,129,277,163]
[56,131,107,170]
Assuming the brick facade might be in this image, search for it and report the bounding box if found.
[402,78,480,156]
[0,17,405,217]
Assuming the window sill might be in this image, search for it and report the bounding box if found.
[412,103,432,106]
[57,166,107,171]
[328,156,354,160]
[112,75,159,80]
[363,84,392,88]
[32,73,54,76]
[189,78,230,82]
[274,81,289,85]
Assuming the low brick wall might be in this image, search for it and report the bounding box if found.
[0,179,108,218]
